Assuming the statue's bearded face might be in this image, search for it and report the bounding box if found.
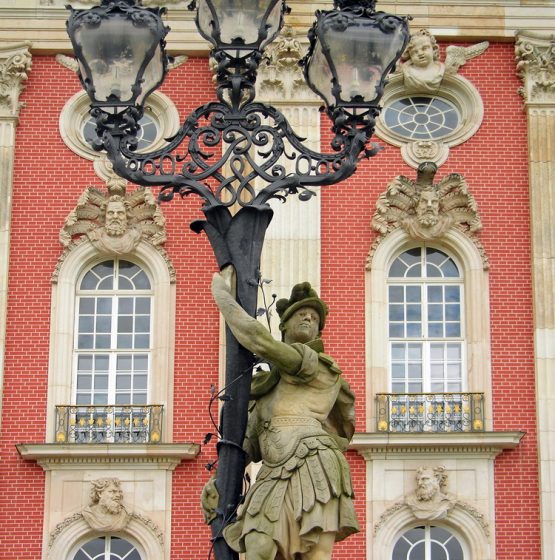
[415,470,441,501]
[416,190,440,227]
[98,483,124,514]
[105,200,128,237]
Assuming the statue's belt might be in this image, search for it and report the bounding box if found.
[259,416,322,433]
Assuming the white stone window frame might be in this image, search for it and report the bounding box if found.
[375,74,484,169]
[68,534,145,560]
[59,90,180,162]
[365,228,492,432]
[48,516,162,560]
[377,510,487,560]
[46,240,176,443]
[387,246,466,395]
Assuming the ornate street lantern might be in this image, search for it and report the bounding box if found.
[194,0,285,53]
[65,1,410,559]
[67,0,169,113]
[302,0,409,132]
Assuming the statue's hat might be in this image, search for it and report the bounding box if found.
[276,282,328,334]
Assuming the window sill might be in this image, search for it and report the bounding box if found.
[16,442,200,470]
[350,430,524,460]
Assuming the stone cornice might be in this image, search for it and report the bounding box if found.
[350,431,524,460]
[0,42,32,119]
[16,442,200,470]
[516,32,555,105]
[2,3,555,53]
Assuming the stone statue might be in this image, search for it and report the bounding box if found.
[406,466,456,520]
[82,478,131,531]
[210,268,359,560]
[400,29,489,93]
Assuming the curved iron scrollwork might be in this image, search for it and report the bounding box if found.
[92,98,379,210]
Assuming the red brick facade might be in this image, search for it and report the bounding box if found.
[0,43,540,559]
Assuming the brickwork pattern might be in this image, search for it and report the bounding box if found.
[0,44,540,559]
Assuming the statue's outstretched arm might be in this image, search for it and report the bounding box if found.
[211,266,301,374]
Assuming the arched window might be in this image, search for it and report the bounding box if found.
[366,229,491,433]
[72,536,142,560]
[393,525,465,560]
[48,241,175,444]
[75,259,152,407]
[388,246,464,395]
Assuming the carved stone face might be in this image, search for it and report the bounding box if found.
[283,306,320,344]
[408,35,435,68]
[416,189,440,227]
[415,469,441,501]
[105,200,128,237]
[98,482,124,514]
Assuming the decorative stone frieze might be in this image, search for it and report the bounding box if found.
[370,162,487,269]
[0,42,32,119]
[516,33,555,104]
[59,180,170,259]
[256,26,317,102]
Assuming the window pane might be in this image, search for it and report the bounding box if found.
[389,285,404,302]
[119,297,134,314]
[389,304,404,321]
[407,344,422,360]
[406,323,421,337]
[135,334,150,348]
[77,355,93,371]
[133,270,151,289]
[446,323,461,337]
[429,323,443,337]
[136,297,151,313]
[392,364,405,378]
[445,285,461,302]
[117,355,133,371]
[428,285,443,302]
[445,304,460,321]
[116,375,131,390]
[406,286,421,302]
[79,298,95,314]
[392,343,405,360]
[428,304,443,321]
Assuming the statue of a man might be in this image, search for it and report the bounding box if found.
[82,478,131,531]
[211,268,359,560]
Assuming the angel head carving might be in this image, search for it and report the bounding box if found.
[399,28,489,93]
[60,185,167,255]
[372,161,482,242]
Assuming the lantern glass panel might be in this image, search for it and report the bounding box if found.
[75,14,157,104]
[306,40,334,106]
[197,0,282,48]
[328,21,406,103]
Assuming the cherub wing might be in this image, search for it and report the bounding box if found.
[444,41,489,75]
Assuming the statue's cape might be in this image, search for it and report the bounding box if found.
[249,339,356,446]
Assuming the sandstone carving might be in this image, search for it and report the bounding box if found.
[257,26,316,101]
[82,478,131,532]
[372,161,482,241]
[516,33,555,104]
[60,182,167,255]
[399,29,488,94]
[210,269,358,560]
[0,43,32,118]
[406,466,456,520]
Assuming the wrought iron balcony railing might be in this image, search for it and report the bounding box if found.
[376,393,485,433]
[55,405,163,444]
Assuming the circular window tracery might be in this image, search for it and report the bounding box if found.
[83,114,158,152]
[382,97,460,141]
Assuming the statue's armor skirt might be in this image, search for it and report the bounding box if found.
[223,416,359,559]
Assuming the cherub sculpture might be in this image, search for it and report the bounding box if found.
[372,161,482,241]
[400,29,489,93]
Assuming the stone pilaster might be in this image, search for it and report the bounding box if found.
[255,28,322,335]
[0,42,32,423]
[516,31,555,560]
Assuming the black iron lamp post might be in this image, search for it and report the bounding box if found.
[66,1,409,558]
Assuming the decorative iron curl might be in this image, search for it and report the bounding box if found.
[90,97,374,210]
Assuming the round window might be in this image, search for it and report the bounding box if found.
[382,97,460,141]
[83,114,158,152]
